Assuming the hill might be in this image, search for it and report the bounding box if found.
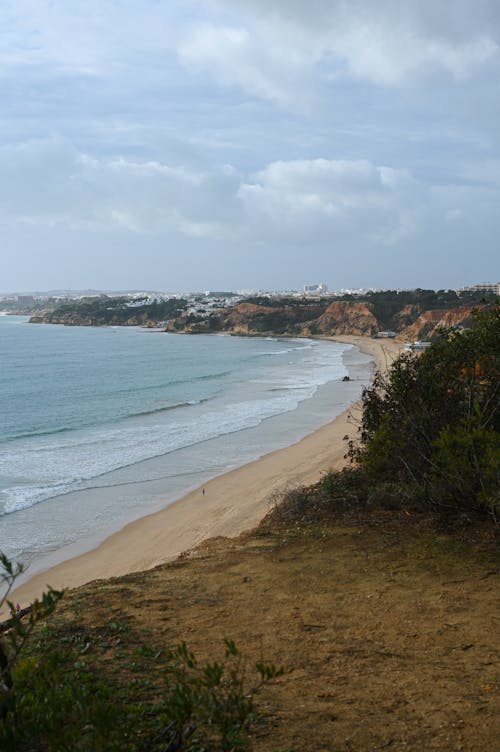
[3,506,498,751]
[29,289,497,340]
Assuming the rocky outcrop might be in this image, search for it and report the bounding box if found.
[29,297,489,341]
[171,302,328,336]
[216,302,277,333]
[389,304,422,331]
[30,311,161,327]
[400,306,477,341]
[315,301,379,336]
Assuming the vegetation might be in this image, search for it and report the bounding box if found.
[267,306,500,528]
[361,287,497,329]
[346,306,499,519]
[3,295,498,749]
[0,298,61,315]
[28,287,498,333]
[47,296,188,324]
[186,288,497,337]
[0,555,283,751]
[244,296,331,308]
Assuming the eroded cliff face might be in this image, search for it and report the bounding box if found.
[315,301,379,336]
[217,302,278,333]
[390,304,422,331]
[400,306,476,341]
[172,302,328,336]
[30,299,489,341]
[30,311,162,327]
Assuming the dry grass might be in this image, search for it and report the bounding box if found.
[47,508,499,751]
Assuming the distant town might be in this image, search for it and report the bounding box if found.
[1,282,498,346]
[1,280,499,315]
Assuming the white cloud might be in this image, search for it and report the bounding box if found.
[0,140,430,248]
[184,0,500,100]
[238,158,426,244]
[0,0,179,73]
[1,135,499,290]
[0,137,241,238]
[178,24,315,106]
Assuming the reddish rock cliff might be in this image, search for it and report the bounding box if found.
[400,306,477,341]
[315,301,379,336]
[390,304,422,331]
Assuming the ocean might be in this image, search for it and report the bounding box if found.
[0,314,372,574]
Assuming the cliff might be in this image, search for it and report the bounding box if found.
[400,306,477,341]
[389,303,422,331]
[29,297,187,327]
[31,311,162,327]
[167,301,485,340]
[166,301,327,336]
[315,301,379,336]
[30,294,492,341]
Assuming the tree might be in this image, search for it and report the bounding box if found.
[352,306,500,518]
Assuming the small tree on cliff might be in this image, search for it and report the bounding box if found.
[352,306,500,518]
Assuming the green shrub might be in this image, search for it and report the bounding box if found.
[1,650,134,752]
[1,555,282,751]
[154,639,284,751]
[430,420,500,518]
[352,306,500,518]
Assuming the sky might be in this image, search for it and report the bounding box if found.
[1,0,499,293]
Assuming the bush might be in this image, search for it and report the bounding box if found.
[154,639,284,751]
[1,554,282,751]
[352,306,500,519]
[1,650,133,752]
[1,555,129,751]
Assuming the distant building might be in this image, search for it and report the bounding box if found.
[375,331,397,338]
[464,282,500,295]
[404,341,432,352]
[304,283,328,295]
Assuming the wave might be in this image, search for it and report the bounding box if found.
[1,397,211,444]
[111,369,233,398]
[0,337,353,519]
[256,343,313,356]
[267,385,313,392]
[3,424,80,442]
[0,388,323,516]
[126,397,210,419]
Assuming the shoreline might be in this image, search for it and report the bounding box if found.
[11,335,402,608]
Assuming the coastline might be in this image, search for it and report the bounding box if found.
[11,335,402,608]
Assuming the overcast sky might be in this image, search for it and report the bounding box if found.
[1,0,499,292]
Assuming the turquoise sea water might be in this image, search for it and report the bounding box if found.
[0,314,372,570]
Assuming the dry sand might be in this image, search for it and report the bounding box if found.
[11,336,402,607]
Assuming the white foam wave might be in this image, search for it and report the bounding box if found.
[0,339,349,516]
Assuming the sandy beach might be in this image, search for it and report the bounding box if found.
[11,336,402,608]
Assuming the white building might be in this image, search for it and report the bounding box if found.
[304,283,328,295]
[464,282,500,295]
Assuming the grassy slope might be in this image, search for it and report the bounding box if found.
[44,509,499,751]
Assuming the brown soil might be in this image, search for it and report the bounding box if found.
[52,511,499,752]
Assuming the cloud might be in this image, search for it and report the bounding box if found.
[182,0,500,101]
[178,23,317,106]
[1,136,499,290]
[0,0,180,73]
[0,139,431,250]
[0,137,241,238]
[238,158,426,245]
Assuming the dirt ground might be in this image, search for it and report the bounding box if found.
[55,512,499,751]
